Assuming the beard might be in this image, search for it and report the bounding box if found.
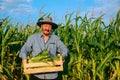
[43,29,51,36]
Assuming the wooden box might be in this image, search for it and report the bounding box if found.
[22,54,63,74]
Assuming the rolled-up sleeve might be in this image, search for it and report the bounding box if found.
[19,36,33,59]
[56,37,68,57]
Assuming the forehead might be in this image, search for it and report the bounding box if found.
[41,23,52,26]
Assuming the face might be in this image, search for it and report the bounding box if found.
[41,23,52,36]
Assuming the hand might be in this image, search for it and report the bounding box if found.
[22,58,27,68]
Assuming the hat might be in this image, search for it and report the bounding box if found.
[37,17,58,29]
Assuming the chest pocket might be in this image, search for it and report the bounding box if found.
[48,42,56,50]
[48,42,57,57]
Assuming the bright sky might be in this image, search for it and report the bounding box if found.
[0,0,120,26]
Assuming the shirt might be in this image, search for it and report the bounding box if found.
[19,33,68,79]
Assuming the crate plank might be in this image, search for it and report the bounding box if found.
[25,61,61,68]
[24,66,63,74]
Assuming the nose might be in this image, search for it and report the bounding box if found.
[45,25,50,29]
[45,24,52,29]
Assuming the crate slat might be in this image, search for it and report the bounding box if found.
[24,66,63,74]
[25,61,61,68]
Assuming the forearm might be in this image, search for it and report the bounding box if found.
[61,46,68,57]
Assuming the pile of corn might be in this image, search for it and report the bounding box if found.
[28,49,60,63]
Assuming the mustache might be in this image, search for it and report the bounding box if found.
[44,29,50,32]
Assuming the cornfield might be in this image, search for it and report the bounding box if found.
[0,10,120,80]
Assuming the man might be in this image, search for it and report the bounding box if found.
[19,17,68,80]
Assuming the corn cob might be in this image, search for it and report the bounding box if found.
[28,49,51,62]
[28,49,61,63]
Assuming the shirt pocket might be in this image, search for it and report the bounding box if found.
[48,42,56,50]
[48,42,56,57]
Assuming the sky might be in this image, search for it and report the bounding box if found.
[0,0,120,26]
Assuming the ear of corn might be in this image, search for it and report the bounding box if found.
[28,49,61,63]
[28,50,51,63]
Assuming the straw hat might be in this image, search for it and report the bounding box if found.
[37,17,58,29]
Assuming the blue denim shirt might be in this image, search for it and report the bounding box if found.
[19,33,68,79]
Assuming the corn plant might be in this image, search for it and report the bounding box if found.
[0,10,120,80]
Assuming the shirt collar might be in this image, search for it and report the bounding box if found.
[39,33,52,38]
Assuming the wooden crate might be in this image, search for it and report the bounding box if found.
[22,54,63,74]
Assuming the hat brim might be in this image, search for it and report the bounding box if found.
[37,21,58,29]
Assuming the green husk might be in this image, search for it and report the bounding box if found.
[28,49,61,63]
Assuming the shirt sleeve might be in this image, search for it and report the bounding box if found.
[19,35,33,59]
[56,36,68,57]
